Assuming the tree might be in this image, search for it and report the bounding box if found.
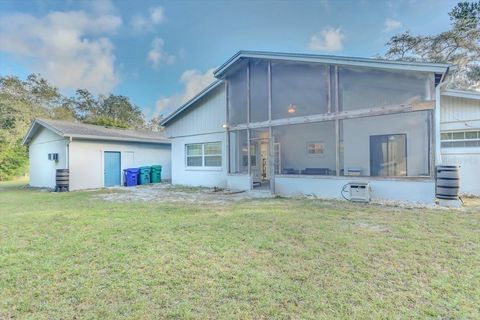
[0,75,50,180]
[81,94,145,129]
[143,115,164,132]
[73,89,99,121]
[0,73,156,180]
[385,1,480,90]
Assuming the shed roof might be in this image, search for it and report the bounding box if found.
[214,50,451,78]
[23,118,170,145]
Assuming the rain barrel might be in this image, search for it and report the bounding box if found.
[436,165,460,200]
[55,169,69,192]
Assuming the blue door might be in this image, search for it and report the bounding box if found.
[104,151,121,187]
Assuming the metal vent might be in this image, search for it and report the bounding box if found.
[349,182,370,202]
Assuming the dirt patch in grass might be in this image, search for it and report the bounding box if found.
[95,183,274,204]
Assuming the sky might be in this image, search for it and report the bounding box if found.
[0,0,458,118]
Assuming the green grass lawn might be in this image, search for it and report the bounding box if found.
[1,182,479,319]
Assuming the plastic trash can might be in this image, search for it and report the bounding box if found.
[123,168,140,187]
[139,166,151,185]
[151,165,162,183]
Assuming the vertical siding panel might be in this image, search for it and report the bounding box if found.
[165,85,226,138]
[441,96,480,123]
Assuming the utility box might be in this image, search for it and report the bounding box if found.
[349,182,370,202]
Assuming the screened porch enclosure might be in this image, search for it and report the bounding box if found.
[225,58,436,182]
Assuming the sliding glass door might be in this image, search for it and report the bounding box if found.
[370,134,407,177]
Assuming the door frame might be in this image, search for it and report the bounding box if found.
[103,151,122,187]
[249,136,271,190]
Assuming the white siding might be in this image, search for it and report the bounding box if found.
[69,140,171,191]
[442,148,480,196]
[440,94,480,195]
[165,85,226,138]
[275,176,435,204]
[440,96,480,131]
[28,127,68,188]
[170,132,227,187]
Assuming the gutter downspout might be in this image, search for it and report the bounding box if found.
[435,69,453,166]
[66,136,72,170]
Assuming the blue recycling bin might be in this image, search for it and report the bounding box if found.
[123,168,140,187]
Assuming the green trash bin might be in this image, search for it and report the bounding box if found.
[151,165,162,183]
[139,166,151,185]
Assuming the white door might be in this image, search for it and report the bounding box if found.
[121,151,135,185]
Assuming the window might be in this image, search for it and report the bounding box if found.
[250,59,269,123]
[273,121,336,176]
[338,67,435,112]
[227,63,248,125]
[441,131,480,148]
[341,111,430,177]
[307,142,325,156]
[242,144,257,167]
[271,61,328,119]
[186,142,222,168]
[229,130,248,174]
[370,134,407,177]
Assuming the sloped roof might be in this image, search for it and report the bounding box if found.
[23,118,170,145]
[162,50,452,127]
[160,80,224,126]
[214,51,452,78]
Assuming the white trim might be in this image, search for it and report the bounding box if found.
[23,119,170,146]
[215,51,451,78]
[442,89,480,100]
[185,141,222,169]
[68,134,170,144]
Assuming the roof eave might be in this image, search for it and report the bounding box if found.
[68,134,171,144]
[22,119,66,146]
[214,51,451,78]
[442,89,480,100]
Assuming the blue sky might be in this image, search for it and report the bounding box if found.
[0,0,457,118]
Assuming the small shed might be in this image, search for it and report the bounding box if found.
[23,118,171,190]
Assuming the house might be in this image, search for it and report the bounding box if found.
[161,51,457,204]
[440,90,480,196]
[23,119,171,190]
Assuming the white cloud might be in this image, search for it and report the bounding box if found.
[150,6,165,24]
[0,10,121,94]
[383,18,402,32]
[155,68,216,116]
[147,37,176,68]
[131,6,165,32]
[309,27,344,52]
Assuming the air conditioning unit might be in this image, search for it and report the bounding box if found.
[349,182,370,202]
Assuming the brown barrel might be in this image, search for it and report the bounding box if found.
[56,169,69,192]
[436,165,460,200]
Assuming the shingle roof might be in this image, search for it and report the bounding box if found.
[23,118,170,145]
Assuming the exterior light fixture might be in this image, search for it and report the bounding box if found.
[287,104,297,114]
[222,123,229,129]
